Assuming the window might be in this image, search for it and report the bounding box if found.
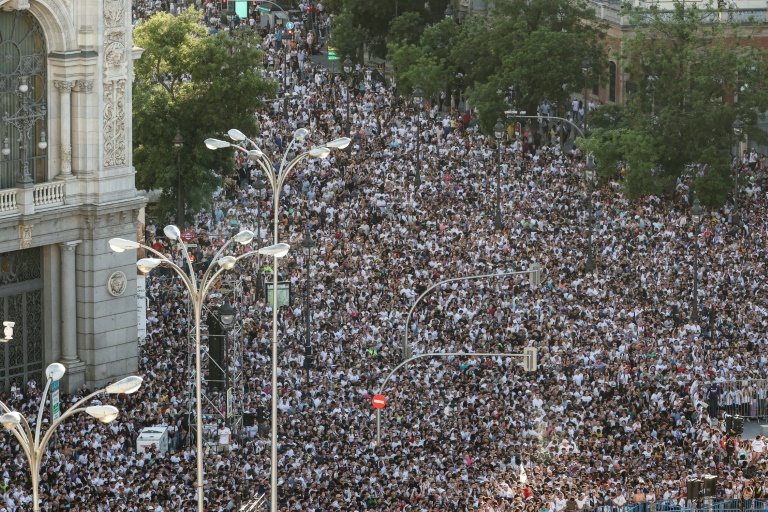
[0,11,47,189]
[609,61,617,103]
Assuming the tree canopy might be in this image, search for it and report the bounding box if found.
[132,10,276,221]
[387,0,606,132]
[584,1,768,206]
[329,0,449,59]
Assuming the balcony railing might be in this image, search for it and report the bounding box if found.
[32,181,65,208]
[0,189,17,213]
[0,181,67,217]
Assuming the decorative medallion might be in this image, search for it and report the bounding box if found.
[107,270,127,297]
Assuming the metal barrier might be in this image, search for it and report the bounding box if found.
[576,499,768,512]
[715,379,768,419]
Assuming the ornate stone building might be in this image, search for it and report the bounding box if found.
[0,0,143,392]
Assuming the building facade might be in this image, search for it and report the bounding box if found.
[588,0,768,106]
[0,0,144,393]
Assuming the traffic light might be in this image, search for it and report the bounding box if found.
[523,347,537,372]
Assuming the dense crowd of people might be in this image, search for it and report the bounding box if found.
[2,6,768,511]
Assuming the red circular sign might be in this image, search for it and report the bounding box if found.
[371,395,387,409]
[180,230,196,242]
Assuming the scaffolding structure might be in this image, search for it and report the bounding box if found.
[186,277,245,448]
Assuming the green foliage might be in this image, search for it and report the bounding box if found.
[586,0,768,206]
[329,8,368,62]
[330,0,448,56]
[132,10,275,219]
[389,0,605,124]
[388,11,424,46]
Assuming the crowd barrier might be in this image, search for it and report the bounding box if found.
[715,380,768,419]
[576,499,768,512]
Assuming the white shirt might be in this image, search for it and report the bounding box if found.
[218,426,231,445]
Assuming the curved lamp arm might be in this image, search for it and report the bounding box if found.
[199,238,238,292]
[5,423,35,467]
[167,237,198,291]
[134,243,197,297]
[200,249,262,299]
[34,375,56,452]
[402,269,544,359]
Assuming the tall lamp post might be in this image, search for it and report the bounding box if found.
[301,229,315,381]
[0,363,142,512]
[691,198,704,321]
[218,300,235,424]
[343,55,354,156]
[205,128,350,512]
[584,155,597,271]
[411,85,424,187]
[732,115,745,227]
[110,228,287,512]
[174,130,185,229]
[582,57,590,128]
[493,117,505,231]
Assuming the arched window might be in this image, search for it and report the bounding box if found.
[609,61,617,103]
[0,11,47,189]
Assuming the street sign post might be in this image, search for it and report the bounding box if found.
[372,394,386,409]
[51,380,60,421]
[258,6,269,13]
[327,46,339,61]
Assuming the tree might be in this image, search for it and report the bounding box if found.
[388,12,424,46]
[132,10,275,221]
[329,0,446,57]
[328,8,367,63]
[387,0,604,126]
[586,1,768,205]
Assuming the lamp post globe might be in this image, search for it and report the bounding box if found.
[494,118,505,140]
[732,115,744,137]
[411,85,424,106]
[582,57,591,76]
[301,229,316,256]
[343,55,353,76]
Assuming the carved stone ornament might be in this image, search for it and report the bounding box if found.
[53,80,75,92]
[107,270,127,297]
[104,0,125,28]
[18,224,32,249]
[75,80,93,93]
[103,79,127,167]
[60,144,72,175]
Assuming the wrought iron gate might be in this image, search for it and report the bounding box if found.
[0,247,43,392]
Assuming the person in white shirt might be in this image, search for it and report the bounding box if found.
[751,435,764,465]
[217,423,232,449]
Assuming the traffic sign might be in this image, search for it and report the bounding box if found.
[51,380,60,421]
[328,51,339,61]
[258,6,269,13]
[285,21,294,30]
[372,394,386,409]
[181,229,196,242]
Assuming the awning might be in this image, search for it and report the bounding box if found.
[275,11,288,20]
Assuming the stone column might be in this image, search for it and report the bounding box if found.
[59,240,85,392]
[53,81,75,178]
[71,80,93,177]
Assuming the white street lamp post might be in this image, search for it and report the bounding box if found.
[0,363,142,512]
[206,128,350,512]
[110,230,287,512]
